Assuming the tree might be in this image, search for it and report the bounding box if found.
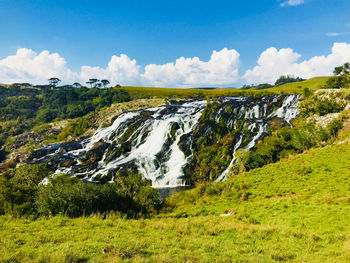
[90,79,99,87]
[48,77,61,87]
[0,164,50,216]
[72,82,82,88]
[86,79,99,88]
[86,80,93,88]
[94,82,102,88]
[275,75,304,87]
[334,62,350,76]
[324,62,350,89]
[101,79,110,88]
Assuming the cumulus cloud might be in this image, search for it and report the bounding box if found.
[0,48,77,84]
[142,48,240,87]
[2,43,350,88]
[0,48,240,87]
[280,0,304,7]
[244,42,350,84]
[80,54,141,85]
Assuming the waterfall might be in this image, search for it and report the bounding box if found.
[50,100,206,187]
[31,94,300,188]
[216,94,300,181]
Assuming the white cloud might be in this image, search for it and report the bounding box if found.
[142,48,240,87]
[2,43,350,88]
[80,54,141,86]
[326,32,350,37]
[280,0,304,7]
[0,48,77,84]
[244,42,350,84]
[0,48,240,87]
[0,48,141,86]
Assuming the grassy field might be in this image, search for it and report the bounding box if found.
[1,76,329,100]
[1,141,350,262]
[120,77,329,99]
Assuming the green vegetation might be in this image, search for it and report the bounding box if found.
[274,75,305,87]
[230,88,349,174]
[0,164,160,218]
[0,76,329,166]
[36,174,160,218]
[241,83,274,90]
[56,114,92,141]
[184,101,242,182]
[2,69,350,262]
[0,164,50,216]
[1,142,350,262]
[324,62,350,89]
[120,77,327,100]
[0,85,131,161]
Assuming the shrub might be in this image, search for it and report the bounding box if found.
[36,175,127,217]
[327,118,343,139]
[299,96,346,117]
[36,173,160,218]
[324,62,350,89]
[0,164,50,216]
[57,116,91,141]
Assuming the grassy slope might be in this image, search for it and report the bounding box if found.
[120,77,329,99]
[267,77,329,93]
[1,141,350,262]
[1,76,343,262]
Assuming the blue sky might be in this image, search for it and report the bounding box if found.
[0,0,350,87]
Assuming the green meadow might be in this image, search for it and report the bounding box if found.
[1,141,350,262]
[120,77,329,99]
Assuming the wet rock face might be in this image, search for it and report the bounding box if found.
[80,142,110,167]
[26,95,300,186]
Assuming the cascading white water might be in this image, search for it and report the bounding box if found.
[99,100,206,187]
[268,94,300,124]
[215,94,300,182]
[42,94,300,187]
[54,100,206,187]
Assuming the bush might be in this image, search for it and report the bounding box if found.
[327,118,343,139]
[0,164,51,216]
[36,175,127,217]
[57,116,91,141]
[232,149,265,174]
[275,75,304,87]
[36,173,161,218]
[235,121,335,173]
[299,96,346,117]
[324,62,350,89]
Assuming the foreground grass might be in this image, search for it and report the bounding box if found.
[1,142,350,262]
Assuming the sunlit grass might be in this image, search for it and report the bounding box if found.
[2,142,350,262]
[120,77,330,99]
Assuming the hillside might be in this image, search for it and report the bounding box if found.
[2,75,350,262]
[0,76,329,169]
[121,77,329,99]
[1,141,350,262]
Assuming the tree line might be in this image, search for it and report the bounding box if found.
[48,77,116,89]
